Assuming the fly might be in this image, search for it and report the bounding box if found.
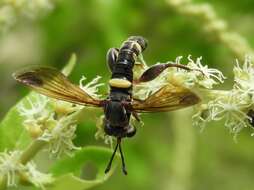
[13,36,201,175]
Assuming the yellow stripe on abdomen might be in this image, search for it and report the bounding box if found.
[109,78,132,88]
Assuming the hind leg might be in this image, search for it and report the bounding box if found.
[106,48,119,72]
[135,62,203,83]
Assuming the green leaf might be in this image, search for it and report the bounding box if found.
[49,146,118,190]
[62,53,77,76]
[0,54,118,189]
[0,101,31,151]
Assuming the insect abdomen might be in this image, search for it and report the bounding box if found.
[111,36,147,82]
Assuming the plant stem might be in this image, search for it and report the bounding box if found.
[194,88,231,102]
[19,108,85,165]
[163,109,195,190]
[19,139,47,165]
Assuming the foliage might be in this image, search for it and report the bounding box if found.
[0,56,117,189]
[1,0,254,190]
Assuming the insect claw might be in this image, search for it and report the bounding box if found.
[104,166,111,174]
[118,138,128,175]
[122,167,128,175]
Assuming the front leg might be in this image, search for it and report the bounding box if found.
[132,111,141,122]
[106,48,119,72]
[121,101,141,122]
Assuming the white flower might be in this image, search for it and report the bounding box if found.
[39,116,80,158]
[25,162,54,190]
[192,90,252,138]
[133,66,168,100]
[187,55,226,87]
[17,93,81,157]
[192,56,254,138]
[79,75,104,99]
[234,56,254,96]
[133,55,226,100]
[208,91,251,134]
[0,0,54,33]
[192,104,213,130]
[0,151,24,187]
[166,56,197,88]
[0,151,54,189]
[17,94,49,119]
[17,94,53,137]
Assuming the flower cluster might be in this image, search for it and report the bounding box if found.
[0,150,23,187]
[2,55,106,189]
[192,56,254,137]
[79,75,104,99]
[0,0,53,32]
[133,55,225,100]
[133,54,254,137]
[39,116,80,158]
[17,74,104,157]
[17,94,51,138]
[0,150,53,189]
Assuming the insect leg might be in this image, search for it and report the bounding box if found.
[132,111,141,122]
[118,138,128,175]
[106,48,119,72]
[136,62,203,83]
[105,141,119,174]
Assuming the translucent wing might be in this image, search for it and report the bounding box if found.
[132,83,200,112]
[13,67,102,107]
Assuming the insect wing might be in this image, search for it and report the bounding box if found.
[13,67,102,107]
[132,83,200,112]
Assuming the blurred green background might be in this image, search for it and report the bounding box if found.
[1,0,254,190]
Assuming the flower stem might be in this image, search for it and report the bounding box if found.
[19,139,47,165]
[195,88,231,101]
[163,109,195,190]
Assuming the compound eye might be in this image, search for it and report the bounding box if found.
[127,36,148,51]
[126,126,136,138]
[104,123,114,136]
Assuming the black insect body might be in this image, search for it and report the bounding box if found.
[104,36,147,138]
[103,37,147,174]
[13,36,201,175]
